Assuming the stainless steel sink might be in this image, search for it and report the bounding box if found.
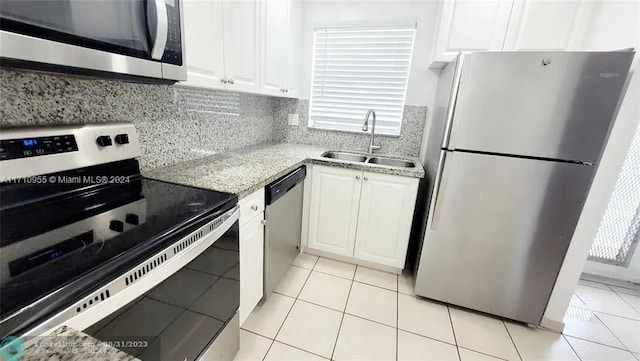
[368,157,416,168]
[321,151,367,163]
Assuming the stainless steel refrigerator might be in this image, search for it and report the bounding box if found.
[414,51,634,325]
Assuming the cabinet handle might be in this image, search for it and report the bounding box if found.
[285,89,289,93]
[364,176,368,181]
[261,219,267,226]
[251,205,258,211]
[221,78,227,84]
[229,78,235,85]
[356,176,360,180]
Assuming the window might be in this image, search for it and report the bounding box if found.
[589,123,640,266]
[309,25,416,136]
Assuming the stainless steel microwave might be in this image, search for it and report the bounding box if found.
[0,0,186,82]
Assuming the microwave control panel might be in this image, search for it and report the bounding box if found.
[162,0,183,66]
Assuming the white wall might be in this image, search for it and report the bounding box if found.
[543,0,640,327]
[299,0,441,107]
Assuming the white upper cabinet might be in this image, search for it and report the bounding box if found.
[429,0,595,68]
[260,0,289,96]
[430,0,514,68]
[503,0,594,51]
[223,0,261,93]
[181,0,260,93]
[182,0,226,89]
[353,172,419,268]
[283,0,302,98]
[260,0,302,97]
[307,166,363,257]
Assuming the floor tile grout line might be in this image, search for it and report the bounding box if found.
[272,257,335,361]
[593,312,632,352]
[446,306,462,361]
[502,320,523,361]
[270,339,331,360]
[561,334,582,361]
[398,327,458,348]
[457,346,511,361]
[396,274,399,361]
[588,308,640,322]
[563,333,631,353]
[612,288,640,314]
[261,340,275,361]
[330,271,356,361]
[565,334,640,359]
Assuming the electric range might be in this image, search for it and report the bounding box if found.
[0,123,240,360]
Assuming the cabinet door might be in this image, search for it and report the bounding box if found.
[181,0,226,89]
[260,0,288,96]
[503,0,593,51]
[222,0,260,93]
[354,172,419,268]
[283,0,302,98]
[430,0,514,68]
[307,165,363,257]
[239,214,264,325]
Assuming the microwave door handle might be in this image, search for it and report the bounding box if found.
[147,0,169,60]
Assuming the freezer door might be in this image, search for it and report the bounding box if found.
[447,51,633,163]
[415,151,594,324]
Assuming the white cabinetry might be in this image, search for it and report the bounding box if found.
[238,188,265,325]
[429,0,595,68]
[307,166,362,257]
[223,0,260,93]
[354,172,419,268]
[503,0,593,51]
[182,0,226,89]
[182,0,260,93]
[182,0,300,97]
[430,0,513,67]
[260,0,302,97]
[306,165,419,270]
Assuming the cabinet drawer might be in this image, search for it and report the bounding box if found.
[239,188,265,227]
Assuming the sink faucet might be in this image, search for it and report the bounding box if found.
[362,110,381,153]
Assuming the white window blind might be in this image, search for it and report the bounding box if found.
[309,25,416,136]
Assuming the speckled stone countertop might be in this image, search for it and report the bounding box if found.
[21,326,138,361]
[144,143,424,198]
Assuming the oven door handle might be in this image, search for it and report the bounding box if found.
[147,0,169,60]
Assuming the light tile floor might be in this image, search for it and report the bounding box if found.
[237,254,640,360]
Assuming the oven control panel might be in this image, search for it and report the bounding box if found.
[0,123,141,179]
[0,134,78,160]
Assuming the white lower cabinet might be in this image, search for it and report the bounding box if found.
[239,188,265,325]
[307,166,362,256]
[354,172,419,268]
[307,165,419,270]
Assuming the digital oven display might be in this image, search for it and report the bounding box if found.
[0,135,78,160]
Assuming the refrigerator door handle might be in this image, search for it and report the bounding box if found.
[430,152,451,231]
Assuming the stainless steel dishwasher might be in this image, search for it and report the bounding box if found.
[263,165,306,298]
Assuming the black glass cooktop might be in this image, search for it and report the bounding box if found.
[0,160,237,338]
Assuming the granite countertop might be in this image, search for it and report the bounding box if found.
[144,143,425,198]
[20,326,138,361]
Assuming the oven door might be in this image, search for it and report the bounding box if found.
[25,206,240,361]
[0,0,185,81]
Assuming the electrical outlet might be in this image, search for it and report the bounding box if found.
[288,114,300,126]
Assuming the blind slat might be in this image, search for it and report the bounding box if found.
[310,26,415,136]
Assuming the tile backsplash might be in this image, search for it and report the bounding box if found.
[0,69,277,170]
[1,69,426,170]
[274,98,426,157]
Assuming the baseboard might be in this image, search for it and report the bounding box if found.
[301,247,402,274]
[540,317,565,333]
